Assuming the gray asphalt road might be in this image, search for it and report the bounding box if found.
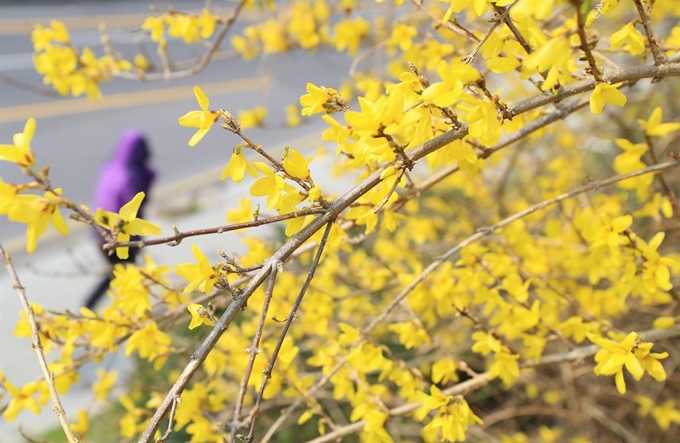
[0,0,352,241]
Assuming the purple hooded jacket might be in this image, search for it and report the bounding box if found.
[94,130,156,245]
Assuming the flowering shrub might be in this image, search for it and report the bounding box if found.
[1,1,680,442]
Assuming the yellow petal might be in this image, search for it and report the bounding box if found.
[127,218,162,236]
[115,233,130,259]
[178,110,204,128]
[194,86,210,111]
[615,370,626,394]
[119,192,145,220]
[188,128,208,147]
[611,215,632,233]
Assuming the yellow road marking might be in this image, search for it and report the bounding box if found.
[0,75,270,123]
[0,8,242,35]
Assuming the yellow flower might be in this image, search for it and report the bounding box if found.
[439,0,489,21]
[286,104,301,127]
[0,118,36,166]
[2,381,41,422]
[238,106,267,129]
[588,331,644,394]
[0,178,18,215]
[590,82,627,115]
[639,232,675,292]
[331,18,370,55]
[488,351,521,385]
[178,86,219,146]
[221,146,259,182]
[638,107,680,137]
[226,197,254,223]
[187,303,216,329]
[133,54,150,70]
[94,192,162,259]
[307,186,322,202]
[8,188,69,253]
[92,368,118,402]
[421,60,480,108]
[283,148,313,180]
[141,16,165,42]
[70,410,89,435]
[250,162,297,210]
[175,243,220,294]
[633,341,669,382]
[610,22,646,55]
[125,321,172,358]
[198,8,217,39]
[300,83,347,116]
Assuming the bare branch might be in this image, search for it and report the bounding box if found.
[0,243,78,443]
[246,221,335,442]
[109,207,326,249]
[155,396,180,443]
[114,1,247,82]
[228,261,279,443]
[632,0,666,66]
[573,0,603,81]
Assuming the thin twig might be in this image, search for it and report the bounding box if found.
[463,0,519,64]
[228,261,279,443]
[246,221,334,442]
[110,207,325,249]
[491,1,532,54]
[0,73,61,97]
[155,396,179,443]
[0,243,78,443]
[374,168,405,214]
[114,1,247,82]
[507,63,680,117]
[632,0,666,66]
[409,0,480,42]
[573,0,602,81]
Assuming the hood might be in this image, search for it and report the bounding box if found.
[113,130,150,166]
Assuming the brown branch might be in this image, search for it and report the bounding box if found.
[220,113,315,193]
[109,207,326,249]
[507,63,680,117]
[0,73,61,97]
[481,405,584,428]
[373,168,406,214]
[632,0,666,66]
[228,261,279,443]
[396,96,590,209]
[573,0,602,81]
[245,221,334,442]
[463,0,519,64]
[409,0,480,43]
[491,1,532,55]
[155,396,179,443]
[114,1,247,82]
[0,243,78,443]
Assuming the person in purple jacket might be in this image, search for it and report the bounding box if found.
[84,130,156,309]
